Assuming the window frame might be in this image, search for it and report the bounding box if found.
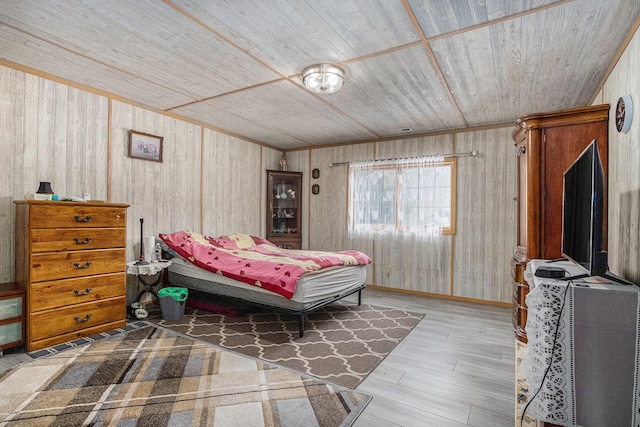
[348,156,457,235]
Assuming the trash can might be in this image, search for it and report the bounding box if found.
[158,287,188,321]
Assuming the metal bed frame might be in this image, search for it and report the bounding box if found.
[167,269,365,338]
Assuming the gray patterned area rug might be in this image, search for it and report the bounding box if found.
[0,326,370,426]
[151,302,424,389]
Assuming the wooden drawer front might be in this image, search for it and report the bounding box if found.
[30,249,126,282]
[30,296,125,342]
[0,322,23,348]
[29,320,125,352]
[30,228,125,253]
[30,205,127,229]
[31,273,125,312]
[0,296,23,321]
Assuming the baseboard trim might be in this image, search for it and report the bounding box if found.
[365,284,511,307]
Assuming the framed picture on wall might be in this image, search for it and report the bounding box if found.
[129,130,163,162]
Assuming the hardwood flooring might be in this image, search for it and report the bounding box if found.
[0,288,515,427]
[349,288,515,427]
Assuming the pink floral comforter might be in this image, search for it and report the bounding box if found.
[159,231,371,299]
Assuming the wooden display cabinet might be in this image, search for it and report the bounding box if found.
[511,104,609,343]
[266,170,302,249]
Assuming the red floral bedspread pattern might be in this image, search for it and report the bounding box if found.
[159,231,371,299]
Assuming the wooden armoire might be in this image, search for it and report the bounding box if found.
[511,104,609,343]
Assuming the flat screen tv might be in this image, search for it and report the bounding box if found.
[561,139,608,279]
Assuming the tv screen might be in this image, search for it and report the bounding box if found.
[561,139,607,278]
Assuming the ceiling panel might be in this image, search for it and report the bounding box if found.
[408,0,562,37]
[170,101,312,149]
[433,0,640,126]
[173,80,377,146]
[0,0,281,99]
[323,45,466,136]
[0,0,638,150]
[171,0,420,76]
[0,24,196,110]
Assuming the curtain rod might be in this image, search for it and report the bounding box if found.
[328,150,478,167]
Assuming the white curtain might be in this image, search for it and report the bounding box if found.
[347,155,446,240]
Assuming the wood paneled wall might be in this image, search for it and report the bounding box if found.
[110,101,202,261]
[299,133,516,301]
[8,45,640,303]
[600,25,640,285]
[201,129,263,237]
[0,66,109,281]
[308,144,376,283]
[0,70,276,302]
[373,136,454,294]
[0,64,522,304]
[454,129,516,302]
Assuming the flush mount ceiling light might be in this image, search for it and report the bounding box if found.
[302,64,345,94]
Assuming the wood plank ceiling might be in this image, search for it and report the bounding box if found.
[1,0,639,150]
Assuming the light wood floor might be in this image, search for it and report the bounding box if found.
[0,288,515,427]
[349,288,515,427]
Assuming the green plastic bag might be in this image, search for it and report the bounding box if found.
[158,287,188,302]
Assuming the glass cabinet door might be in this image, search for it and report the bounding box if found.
[266,170,302,249]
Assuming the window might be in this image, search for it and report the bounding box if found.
[348,156,456,236]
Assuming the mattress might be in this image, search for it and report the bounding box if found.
[167,257,367,311]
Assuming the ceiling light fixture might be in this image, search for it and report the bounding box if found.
[302,64,345,94]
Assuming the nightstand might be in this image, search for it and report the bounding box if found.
[0,283,25,356]
[126,260,172,303]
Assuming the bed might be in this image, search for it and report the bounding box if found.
[159,231,371,337]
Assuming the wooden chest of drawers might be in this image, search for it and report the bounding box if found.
[14,200,129,352]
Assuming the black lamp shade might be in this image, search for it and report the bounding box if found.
[36,182,53,194]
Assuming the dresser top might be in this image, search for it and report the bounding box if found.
[13,200,129,208]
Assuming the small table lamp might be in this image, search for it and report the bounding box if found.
[135,218,149,265]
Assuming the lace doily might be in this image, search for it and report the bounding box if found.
[521,276,575,425]
[126,260,171,276]
[521,260,640,426]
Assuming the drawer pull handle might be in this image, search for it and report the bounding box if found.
[74,237,93,245]
[74,261,93,269]
[74,314,93,323]
[74,215,93,222]
[73,288,93,296]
